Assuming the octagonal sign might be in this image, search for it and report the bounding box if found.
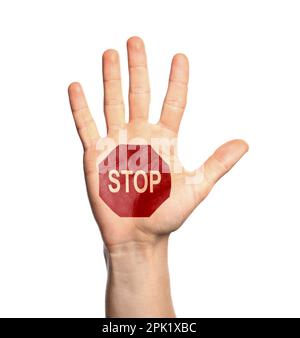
[98,144,171,217]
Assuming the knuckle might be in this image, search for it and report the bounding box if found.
[164,98,186,110]
[169,79,188,87]
[76,117,95,132]
[104,97,124,106]
[129,64,147,70]
[130,87,151,95]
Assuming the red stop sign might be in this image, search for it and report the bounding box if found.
[98,144,171,217]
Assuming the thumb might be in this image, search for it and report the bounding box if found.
[203,139,249,185]
[186,139,249,205]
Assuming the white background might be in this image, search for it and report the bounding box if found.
[0,0,299,317]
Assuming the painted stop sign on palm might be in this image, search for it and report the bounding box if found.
[98,144,171,217]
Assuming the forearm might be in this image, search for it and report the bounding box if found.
[104,236,175,318]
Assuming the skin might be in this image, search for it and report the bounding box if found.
[68,36,249,318]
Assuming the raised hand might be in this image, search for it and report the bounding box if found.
[68,36,248,317]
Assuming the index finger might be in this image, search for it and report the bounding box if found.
[159,54,189,133]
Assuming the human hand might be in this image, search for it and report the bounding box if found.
[68,36,248,317]
[68,37,248,248]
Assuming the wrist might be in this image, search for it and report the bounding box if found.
[104,235,169,273]
[104,235,175,318]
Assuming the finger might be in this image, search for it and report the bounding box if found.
[68,82,100,150]
[127,36,150,121]
[159,54,189,133]
[192,140,249,201]
[102,49,125,131]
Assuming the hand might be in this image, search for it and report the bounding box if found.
[68,36,248,317]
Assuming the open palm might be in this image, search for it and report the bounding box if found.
[68,36,248,248]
